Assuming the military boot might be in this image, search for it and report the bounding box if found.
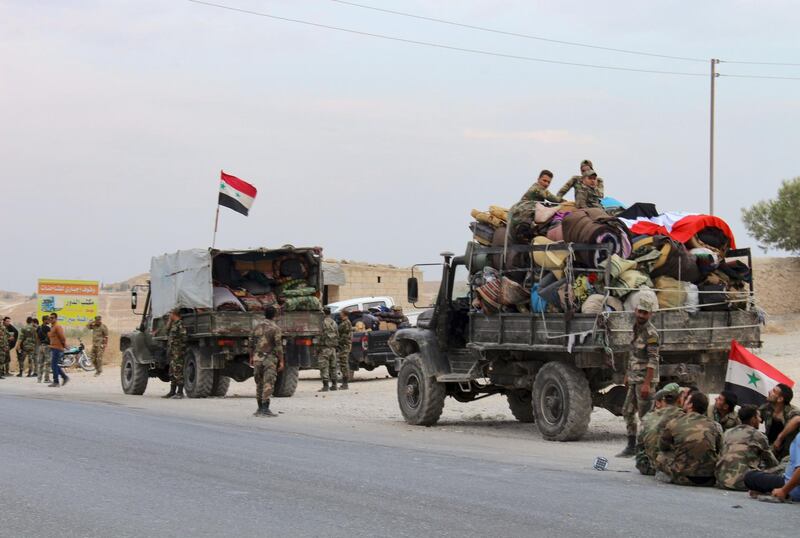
[318,380,329,392]
[330,379,338,391]
[340,379,349,390]
[17,371,23,377]
[616,435,636,458]
[262,400,277,417]
[253,398,264,416]
[172,384,184,399]
[162,382,176,398]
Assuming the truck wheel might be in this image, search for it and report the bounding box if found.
[532,362,591,441]
[211,371,231,398]
[507,390,535,423]
[397,354,445,426]
[184,350,213,398]
[385,363,399,378]
[120,349,148,395]
[273,366,299,397]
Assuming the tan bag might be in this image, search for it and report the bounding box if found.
[654,276,687,309]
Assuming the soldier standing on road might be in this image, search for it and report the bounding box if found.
[17,317,38,377]
[318,307,339,392]
[162,308,187,399]
[0,321,8,379]
[250,305,284,417]
[36,315,52,384]
[715,405,779,490]
[48,313,69,387]
[336,311,353,390]
[86,315,109,376]
[2,317,17,376]
[712,390,741,432]
[617,295,660,458]
[521,170,562,204]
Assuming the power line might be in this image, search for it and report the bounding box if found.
[719,73,800,81]
[329,0,707,63]
[722,60,800,67]
[187,0,706,77]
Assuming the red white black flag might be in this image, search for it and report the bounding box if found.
[725,340,794,406]
[218,171,257,216]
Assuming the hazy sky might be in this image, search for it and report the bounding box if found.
[1,0,798,293]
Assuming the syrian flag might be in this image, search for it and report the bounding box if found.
[725,340,795,406]
[218,171,257,216]
[619,212,736,248]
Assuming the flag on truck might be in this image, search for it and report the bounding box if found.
[618,212,736,248]
[218,171,257,216]
[725,340,794,406]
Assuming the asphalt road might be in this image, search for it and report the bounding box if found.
[0,393,793,538]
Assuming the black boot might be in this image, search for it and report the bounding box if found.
[616,435,636,458]
[340,379,349,390]
[319,380,329,392]
[17,372,23,377]
[262,399,277,417]
[253,398,264,416]
[330,379,338,391]
[172,384,184,399]
[162,382,176,398]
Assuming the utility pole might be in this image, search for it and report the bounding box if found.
[709,58,720,215]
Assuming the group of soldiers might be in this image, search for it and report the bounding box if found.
[0,313,108,385]
[619,294,800,500]
[521,159,605,209]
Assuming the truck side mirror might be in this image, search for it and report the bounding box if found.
[131,290,138,310]
[407,277,419,304]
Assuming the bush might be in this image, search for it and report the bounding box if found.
[742,177,800,253]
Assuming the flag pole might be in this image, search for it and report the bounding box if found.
[212,170,221,248]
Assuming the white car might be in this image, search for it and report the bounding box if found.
[326,296,395,314]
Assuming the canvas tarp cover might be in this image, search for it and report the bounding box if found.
[150,249,213,317]
[322,262,346,286]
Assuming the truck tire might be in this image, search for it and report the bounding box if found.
[273,366,299,398]
[184,349,213,398]
[120,349,148,395]
[385,363,399,378]
[507,390,535,423]
[532,362,591,441]
[211,371,231,398]
[397,354,445,426]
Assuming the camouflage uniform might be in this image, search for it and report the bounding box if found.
[37,322,51,383]
[522,182,562,204]
[337,317,353,383]
[713,409,741,432]
[657,412,723,486]
[0,325,8,377]
[87,320,109,374]
[318,317,338,383]
[622,321,660,437]
[635,405,684,475]
[166,318,187,384]
[759,403,800,460]
[251,319,283,404]
[18,323,38,375]
[556,176,604,209]
[715,424,779,490]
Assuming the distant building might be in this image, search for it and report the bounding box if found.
[322,260,419,309]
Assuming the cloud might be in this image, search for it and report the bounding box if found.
[463,129,596,144]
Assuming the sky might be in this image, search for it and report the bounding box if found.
[1,0,798,293]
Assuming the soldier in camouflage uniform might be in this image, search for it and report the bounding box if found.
[0,321,8,379]
[715,405,779,490]
[36,315,51,383]
[17,317,38,377]
[656,391,723,486]
[1,317,16,377]
[162,308,187,399]
[337,311,353,390]
[712,390,741,432]
[86,315,109,376]
[635,383,684,475]
[250,305,284,417]
[521,170,562,204]
[318,308,339,392]
[617,295,660,457]
[556,169,603,209]
[759,383,799,461]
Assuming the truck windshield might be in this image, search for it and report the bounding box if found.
[450,264,470,301]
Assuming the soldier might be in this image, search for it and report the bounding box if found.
[2,317,17,376]
[759,383,799,460]
[36,315,52,384]
[318,307,338,392]
[162,308,187,399]
[86,315,109,376]
[656,391,723,486]
[572,159,606,196]
[556,169,603,209]
[391,305,410,327]
[0,320,8,379]
[635,383,684,475]
[712,390,741,431]
[715,405,779,490]
[521,170,562,204]
[617,295,660,457]
[336,310,352,390]
[16,317,38,377]
[250,305,284,417]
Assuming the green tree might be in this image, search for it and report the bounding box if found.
[742,177,800,253]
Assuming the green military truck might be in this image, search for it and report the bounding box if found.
[390,242,761,441]
[120,246,324,398]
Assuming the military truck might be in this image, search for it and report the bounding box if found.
[390,242,761,441]
[120,246,324,398]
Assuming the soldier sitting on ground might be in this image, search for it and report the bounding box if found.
[759,384,799,461]
[712,390,741,432]
[715,405,778,491]
[656,391,723,486]
[744,415,800,502]
[521,169,562,204]
[635,383,684,475]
